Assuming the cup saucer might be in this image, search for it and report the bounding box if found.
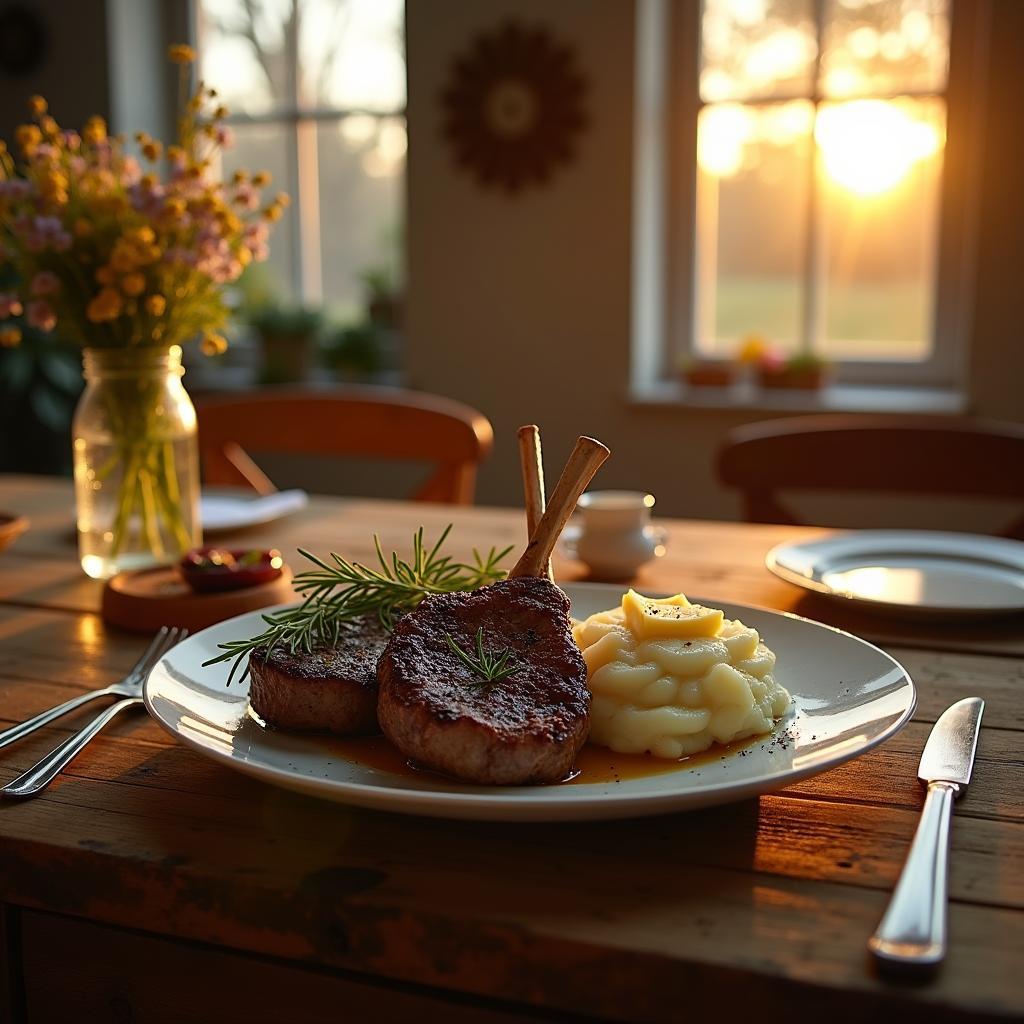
[560,524,668,576]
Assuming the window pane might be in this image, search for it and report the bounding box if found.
[701,0,817,102]
[198,0,405,114]
[197,0,293,115]
[299,0,405,111]
[215,122,298,301]
[317,116,404,318]
[695,102,812,356]
[817,97,945,359]
[821,0,949,98]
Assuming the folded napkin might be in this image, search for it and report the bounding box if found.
[200,489,309,533]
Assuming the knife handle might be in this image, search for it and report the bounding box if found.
[869,780,957,972]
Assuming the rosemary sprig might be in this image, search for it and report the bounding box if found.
[444,628,519,684]
[204,527,513,684]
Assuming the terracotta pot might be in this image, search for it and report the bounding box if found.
[683,362,736,387]
[757,366,828,390]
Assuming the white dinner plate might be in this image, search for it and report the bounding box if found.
[200,489,309,534]
[767,530,1024,618]
[144,582,915,821]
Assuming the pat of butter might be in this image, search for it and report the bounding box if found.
[621,589,725,640]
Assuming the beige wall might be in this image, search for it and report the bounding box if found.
[405,1,1024,526]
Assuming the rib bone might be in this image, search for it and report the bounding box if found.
[509,435,609,579]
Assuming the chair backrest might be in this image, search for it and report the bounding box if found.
[716,414,1024,538]
[197,387,493,505]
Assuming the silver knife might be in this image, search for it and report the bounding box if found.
[868,697,985,973]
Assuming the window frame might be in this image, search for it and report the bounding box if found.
[658,0,987,389]
[189,1,407,307]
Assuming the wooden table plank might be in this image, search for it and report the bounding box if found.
[1,794,1020,1022]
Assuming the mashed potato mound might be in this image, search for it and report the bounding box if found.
[573,590,790,759]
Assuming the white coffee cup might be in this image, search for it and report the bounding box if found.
[569,491,667,580]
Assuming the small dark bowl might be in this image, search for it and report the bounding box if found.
[179,546,285,594]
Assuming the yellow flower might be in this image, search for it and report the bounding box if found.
[15,124,42,154]
[167,145,185,164]
[163,197,187,219]
[214,105,229,120]
[95,265,116,285]
[86,287,124,323]
[251,171,271,187]
[0,327,21,348]
[231,170,248,185]
[121,272,146,297]
[40,115,59,137]
[737,333,770,364]
[74,218,94,238]
[144,294,166,316]
[130,226,156,244]
[83,116,107,144]
[201,333,228,356]
[275,192,291,207]
[262,204,283,222]
[28,95,47,118]
[142,140,162,161]
[168,44,196,64]
[236,246,252,267]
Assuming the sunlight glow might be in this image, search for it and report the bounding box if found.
[698,97,942,198]
[815,100,941,195]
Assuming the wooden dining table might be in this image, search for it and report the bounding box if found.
[0,474,1020,1023]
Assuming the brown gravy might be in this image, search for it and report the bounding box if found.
[325,734,757,786]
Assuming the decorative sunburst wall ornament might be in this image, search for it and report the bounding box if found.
[440,21,588,195]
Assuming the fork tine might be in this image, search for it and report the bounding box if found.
[124,626,171,683]
[127,626,187,686]
[146,625,187,668]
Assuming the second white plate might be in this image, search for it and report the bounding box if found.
[767,529,1024,617]
[144,582,915,821]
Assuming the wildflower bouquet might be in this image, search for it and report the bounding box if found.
[0,44,287,576]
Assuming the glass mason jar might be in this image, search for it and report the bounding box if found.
[72,345,202,579]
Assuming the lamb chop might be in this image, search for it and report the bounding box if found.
[377,434,609,785]
[248,614,388,735]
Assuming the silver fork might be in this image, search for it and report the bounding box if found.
[0,626,184,752]
[1,626,186,799]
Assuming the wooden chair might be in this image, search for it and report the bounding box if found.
[716,414,1024,538]
[197,387,493,505]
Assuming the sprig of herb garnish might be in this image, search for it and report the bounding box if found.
[444,628,519,684]
[204,526,512,684]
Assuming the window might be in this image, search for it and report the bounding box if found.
[194,0,405,318]
[656,0,980,387]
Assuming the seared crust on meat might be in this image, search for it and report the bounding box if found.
[377,577,590,784]
[249,615,389,735]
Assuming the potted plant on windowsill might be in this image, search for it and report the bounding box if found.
[757,352,831,390]
[249,304,322,385]
[678,356,737,388]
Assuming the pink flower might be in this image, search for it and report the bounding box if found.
[26,300,56,332]
[22,215,72,253]
[215,125,234,148]
[232,184,259,210]
[30,271,60,296]
[120,156,142,185]
[0,293,23,319]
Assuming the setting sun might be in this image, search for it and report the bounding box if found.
[815,99,942,196]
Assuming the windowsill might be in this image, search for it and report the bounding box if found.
[629,379,968,414]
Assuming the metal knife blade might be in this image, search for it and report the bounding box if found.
[917,697,985,789]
